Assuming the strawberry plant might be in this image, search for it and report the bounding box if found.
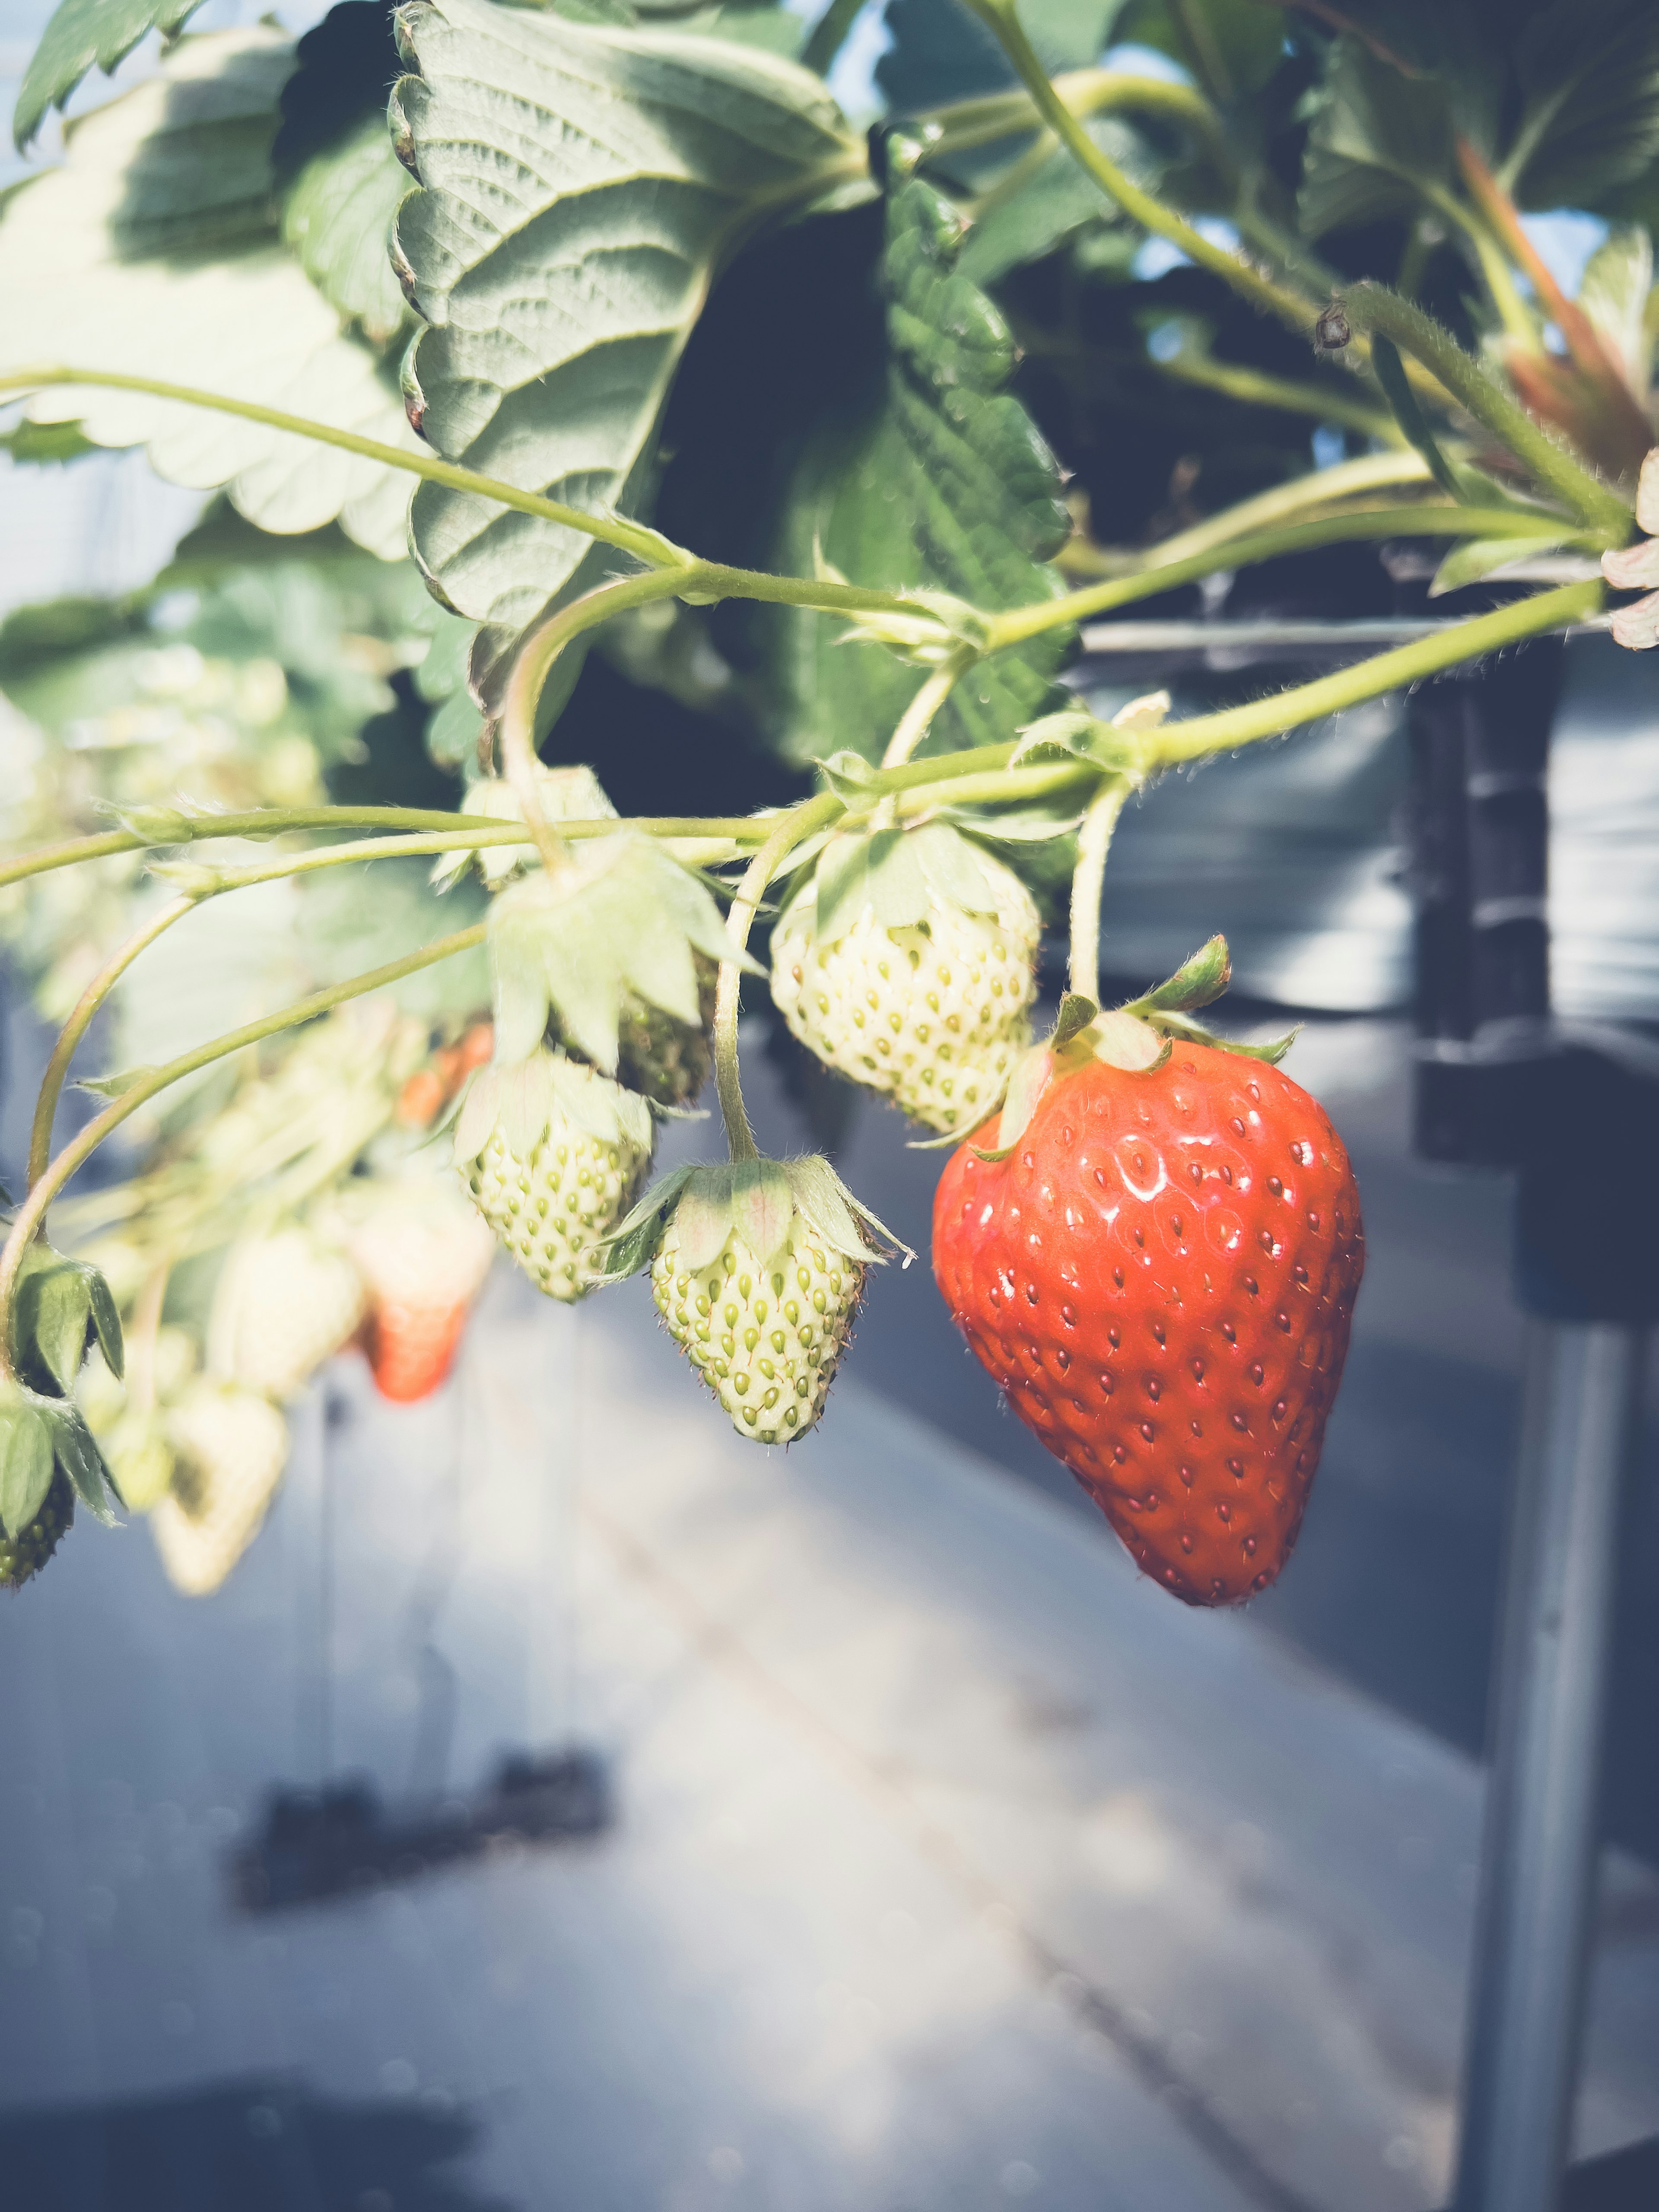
[1,0,1655,1599]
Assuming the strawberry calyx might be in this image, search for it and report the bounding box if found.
[0,1373,120,1551]
[599,1155,912,1282]
[966,935,1300,1163]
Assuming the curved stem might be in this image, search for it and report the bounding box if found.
[0,922,486,1383]
[1111,452,1435,571]
[881,645,976,768]
[961,1,1316,339]
[2,369,683,574]
[990,504,1586,649]
[1068,779,1130,1002]
[712,791,845,1163]
[28,894,197,1197]
[498,570,696,876]
[1149,352,1404,443]
[1341,286,1633,536]
[1145,580,1601,766]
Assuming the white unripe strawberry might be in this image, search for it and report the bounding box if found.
[453,1049,654,1302]
[209,1224,367,1401]
[151,1382,289,1596]
[604,1155,906,1445]
[769,822,1040,1133]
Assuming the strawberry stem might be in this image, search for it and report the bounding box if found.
[1068,778,1131,1003]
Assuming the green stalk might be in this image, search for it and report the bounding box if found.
[1,369,683,573]
[497,570,694,874]
[1340,286,1633,536]
[0,806,517,894]
[922,67,1231,167]
[989,505,1587,649]
[1144,580,1602,766]
[1108,453,1434,571]
[27,894,199,1197]
[881,645,978,767]
[960,0,1316,338]
[1149,351,1402,442]
[712,792,845,1163]
[0,922,487,1384]
[1068,779,1131,1001]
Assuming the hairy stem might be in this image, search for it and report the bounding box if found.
[497,570,693,874]
[28,894,198,1197]
[1145,580,1601,766]
[2,369,683,573]
[990,505,1585,648]
[0,923,486,1384]
[961,0,1316,338]
[1341,286,1633,535]
[1068,779,1131,1002]
[712,792,844,1163]
[882,645,977,767]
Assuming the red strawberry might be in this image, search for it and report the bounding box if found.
[333,1177,496,1404]
[932,990,1363,1606]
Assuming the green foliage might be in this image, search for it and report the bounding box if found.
[1299,36,1455,238]
[13,0,208,148]
[0,27,420,554]
[1112,0,1287,105]
[391,0,863,702]
[878,0,1124,116]
[762,176,1073,767]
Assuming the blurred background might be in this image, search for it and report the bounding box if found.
[1,0,1658,2208]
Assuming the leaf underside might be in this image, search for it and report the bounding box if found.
[0,28,422,555]
[392,0,861,706]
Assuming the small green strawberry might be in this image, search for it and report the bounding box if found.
[0,1376,120,1590]
[770,822,1041,1133]
[454,1049,655,1301]
[603,1156,906,1443]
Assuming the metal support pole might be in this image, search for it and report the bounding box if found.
[1452,1322,1646,2212]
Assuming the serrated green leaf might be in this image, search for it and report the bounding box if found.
[763,177,1074,769]
[0,1411,54,1539]
[14,0,208,148]
[392,0,861,666]
[273,0,412,346]
[1428,532,1580,597]
[1298,37,1456,238]
[1510,0,1659,210]
[0,29,424,556]
[958,117,1150,289]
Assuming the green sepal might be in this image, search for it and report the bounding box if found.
[812,820,1005,947]
[597,1153,910,1280]
[489,833,749,1073]
[1130,936,1232,1017]
[13,1246,124,1394]
[970,1041,1055,1163]
[1149,1009,1300,1064]
[1429,532,1583,598]
[1052,993,1100,1048]
[0,1383,118,1533]
[76,1066,156,1101]
[814,750,883,805]
[0,1402,54,1539]
[453,1048,653,1169]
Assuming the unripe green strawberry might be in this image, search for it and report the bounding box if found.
[0,1469,73,1590]
[769,823,1040,1132]
[615,957,717,1108]
[604,1154,906,1444]
[151,1382,289,1596]
[209,1224,367,1401]
[453,1049,654,1301]
[653,1217,863,1443]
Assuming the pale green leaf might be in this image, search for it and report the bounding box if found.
[14,0,208,148]
[0,29,424,557]
[392,0,863,657]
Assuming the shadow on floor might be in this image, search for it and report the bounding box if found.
[0,2077,513,2212]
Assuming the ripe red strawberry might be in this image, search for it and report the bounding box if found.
[336,1177,496,1404]
[932,1004,1363,1606]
